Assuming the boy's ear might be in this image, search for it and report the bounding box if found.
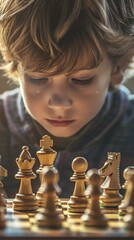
[111,50,134,85]
[111,65,124,85]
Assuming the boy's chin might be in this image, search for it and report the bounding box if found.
[47,128,80,138]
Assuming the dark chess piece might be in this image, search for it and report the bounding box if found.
[0,156,7,228]
[0,157,8,210]
[0,207,6,229]
[81,168,108,228]
[35,166,63,228]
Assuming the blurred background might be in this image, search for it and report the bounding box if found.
[0,72,18,94]
[0,55,134,94]
[0,55,18,93]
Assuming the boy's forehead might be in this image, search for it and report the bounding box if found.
[23,53,106,77]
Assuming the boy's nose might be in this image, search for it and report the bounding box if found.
[48,94,72,110]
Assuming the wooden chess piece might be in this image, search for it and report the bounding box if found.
[0,157,8,210]
[13,146,38,212]
[0,157,7,228]
[118,166,134,216]
[36,135,59,207]
[99,152,123,208]
[67,157,88,216]
[123,168,134,229]
[0,207,6,229]
[81,168,108,228]
[35,166,63,228]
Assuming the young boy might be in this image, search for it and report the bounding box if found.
[0,0,134,198]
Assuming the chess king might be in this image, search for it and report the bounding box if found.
[0,0,134,199]
[36,135,58,207]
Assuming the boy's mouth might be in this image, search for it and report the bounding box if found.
[46,119,75,127]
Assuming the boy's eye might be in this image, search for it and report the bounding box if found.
[71,78,93,86]
[26,76,48,85]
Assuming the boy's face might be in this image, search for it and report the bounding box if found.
[20,55,113,137]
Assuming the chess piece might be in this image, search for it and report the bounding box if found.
[13,146,38,211]
[0,156,8,210]
[67,157,88,216]
[99,152,123,208]
[36,135,57,176]
[0,207,6,229]
[36,135,59,207]
[81,168,108,228]
[0,156,7,228]
[35,166,63,228]
[123,168,134,229]
[118,166,134,216]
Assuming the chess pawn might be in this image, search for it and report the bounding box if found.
[13,146,38,212]
[36,135,58,207]
[81,169,108,228]
[123,169,134,229]
[118,166,134,216]
[67,157,88,216]
[0,185,7,211]
[0,158,8,210]
[35,166,63,228]
[124,206,134,229]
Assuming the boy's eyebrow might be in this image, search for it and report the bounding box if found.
[26,67,100,78]
[71,67,100,76]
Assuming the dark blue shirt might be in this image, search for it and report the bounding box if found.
[0,86,134,198]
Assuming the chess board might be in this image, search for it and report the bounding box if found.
[0,199,134,240]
